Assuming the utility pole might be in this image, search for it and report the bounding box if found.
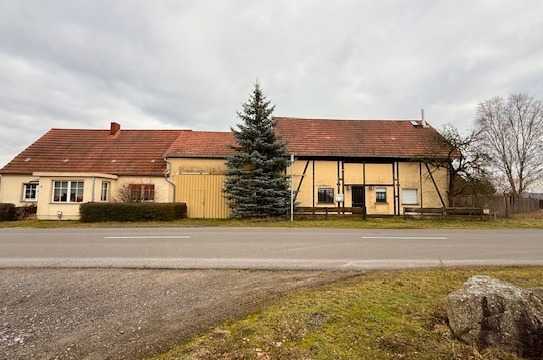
[290,154,294,222]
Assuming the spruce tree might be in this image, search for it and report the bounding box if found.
[224,83,290,218]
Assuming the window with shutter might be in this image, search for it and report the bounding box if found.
[128,184,155,202]
[402,188,418,205]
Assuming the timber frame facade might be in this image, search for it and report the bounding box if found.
[290,157,448,216]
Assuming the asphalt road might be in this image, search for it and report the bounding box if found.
[0,227,542,270]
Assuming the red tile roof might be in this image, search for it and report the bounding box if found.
[1,118,451,176]
[273,117,451,159]
[164,131,235,158]
[0,129,186,176]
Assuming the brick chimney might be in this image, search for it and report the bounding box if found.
[110,122,121,136]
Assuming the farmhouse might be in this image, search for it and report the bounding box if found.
[0,117,451,219]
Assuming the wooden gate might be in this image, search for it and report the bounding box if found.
[174,174,230,219]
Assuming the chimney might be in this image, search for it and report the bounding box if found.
[110,122,121,136]
[420,109,428,128]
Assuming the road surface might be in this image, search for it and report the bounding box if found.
[0,227,542,270]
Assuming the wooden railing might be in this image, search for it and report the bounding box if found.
[294,206,367,218]
[403,207,490,219]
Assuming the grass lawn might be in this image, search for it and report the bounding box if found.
[151,267,543,360]
[0,213,542,229]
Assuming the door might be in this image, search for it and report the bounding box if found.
[351,186,365,208]
[174,174,230,219]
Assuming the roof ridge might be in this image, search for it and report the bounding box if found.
[273,116,422,122]
[49,128,192,131]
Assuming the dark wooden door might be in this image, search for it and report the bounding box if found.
[352,186,365,208]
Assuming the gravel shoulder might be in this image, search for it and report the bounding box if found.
[0,269,352,360]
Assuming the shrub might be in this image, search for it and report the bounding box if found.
[15,205,37,220]
[79,202,187,222]
[0,203,16,221]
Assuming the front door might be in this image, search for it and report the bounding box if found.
[351,186,365,208]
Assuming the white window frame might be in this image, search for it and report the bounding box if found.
[100,181,110,202]
[401,188,419,205]
[22,182,39,202]
[52,180,85,203]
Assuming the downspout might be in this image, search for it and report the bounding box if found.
[92,177,96,202]
[164,158,176,202]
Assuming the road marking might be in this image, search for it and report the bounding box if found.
[103,235,191,239]
[361,236,448,240]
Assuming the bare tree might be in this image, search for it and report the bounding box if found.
[115,184,134,203]
[477,94,543,195]
[114,184,156,203]
[425,125,488,205]
[439,126,489,200]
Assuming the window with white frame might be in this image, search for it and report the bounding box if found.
[375,187,387,203]
[52,180,84,203]
[402,188,419,205]
[100,181,110,201]
[23,182,38,201]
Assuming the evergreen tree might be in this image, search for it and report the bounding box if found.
[224,83,290,218]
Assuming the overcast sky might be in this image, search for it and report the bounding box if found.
[1,1,542,166]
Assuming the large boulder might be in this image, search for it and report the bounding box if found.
[447,275,543,358]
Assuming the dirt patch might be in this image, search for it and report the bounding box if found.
[0,269,353,360]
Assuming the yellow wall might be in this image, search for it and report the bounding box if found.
[0,175,40,207]
[36,177,95,220]
[168,158,227,175]
[168,158,230,218]
[112,176,173,203]
[174,174,229,218]
[291,160,449,215]
[0,174,173,220]
[419,164,449,208]
[0,158,449,220]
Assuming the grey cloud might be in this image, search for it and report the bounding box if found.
[1,0,542,166]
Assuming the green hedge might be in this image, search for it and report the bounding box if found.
[0,203,16,221]
[80,202,187,222]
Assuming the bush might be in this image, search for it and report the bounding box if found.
[79,202,187,222]
[15,205,37,220]
[0,203,16,221]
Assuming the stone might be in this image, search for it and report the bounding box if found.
[447,275,543,358]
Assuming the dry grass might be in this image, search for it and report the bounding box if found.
[151,267,543,360]
[0,213,542,229]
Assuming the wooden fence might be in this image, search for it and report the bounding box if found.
[451,194,543,218]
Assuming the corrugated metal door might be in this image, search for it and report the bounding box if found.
[174,174,230,219]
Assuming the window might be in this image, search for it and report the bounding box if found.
[375,187,387,203]
[100,181,110,201]
[317,187,334,204]
[129,184,155,202]
[23,182,38,201]
[402,188,419,205]
[53,180,84,203]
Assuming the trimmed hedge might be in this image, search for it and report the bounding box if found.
[79,202,187,222]
[15,205,37,220]
[0,203,16,221]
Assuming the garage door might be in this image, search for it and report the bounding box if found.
[174,174,230,219]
